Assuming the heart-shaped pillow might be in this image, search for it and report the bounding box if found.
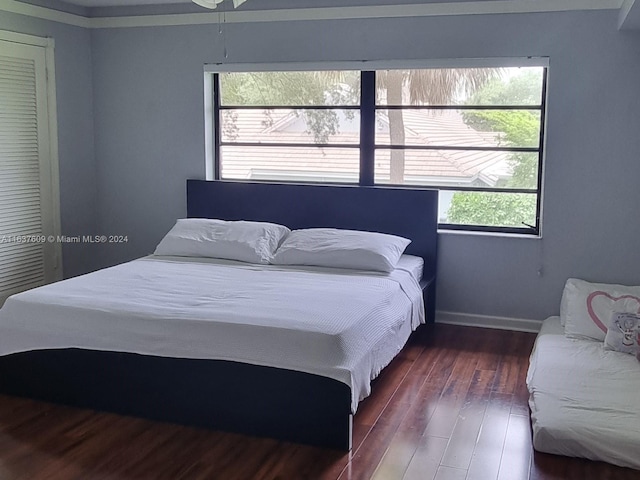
[561,278,640,341]
[587,292,640,333]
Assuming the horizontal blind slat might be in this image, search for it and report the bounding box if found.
[0,272,46,292]
[0,243,44,258]
[0,226,42,235]
[0,45,48,300]
[0,256,44,274]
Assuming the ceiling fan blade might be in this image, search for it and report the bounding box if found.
[193,0,246,9]
[192,0,224,9]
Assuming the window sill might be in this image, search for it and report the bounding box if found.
[437,228,542,240]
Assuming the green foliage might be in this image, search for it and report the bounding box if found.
[463,110,539,146]
[463,109,540,188]
[446,192,537,227]
[448,70,543,227]
[462,71,543,189]
[465,70,543,106]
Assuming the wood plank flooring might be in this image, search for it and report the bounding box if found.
[0,324,638,480]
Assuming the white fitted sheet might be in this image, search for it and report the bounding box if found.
[527,316,640,470]
[0,256,424,413]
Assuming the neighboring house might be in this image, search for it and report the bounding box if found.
[221,108,511,220]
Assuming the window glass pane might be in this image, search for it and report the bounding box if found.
[220,145,360,183]
[374,149,539,189]
[219,71,360,106]
[375,67,544,106]
[465,67,544,106]
[375,109,540,148]
[439,191,537,228]
[221,109,360,145]
[213,65,546,234]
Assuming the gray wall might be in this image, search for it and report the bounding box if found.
[9,7,640,323]
[90,9,640,323]
[0,11,98,278]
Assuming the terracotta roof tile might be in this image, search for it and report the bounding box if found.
[220,109,513,186]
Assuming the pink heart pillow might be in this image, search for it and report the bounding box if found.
[587,292,640,333]
[561,278,640,341]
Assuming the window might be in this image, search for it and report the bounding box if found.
[216,71,362,183]
[207,61,547,235]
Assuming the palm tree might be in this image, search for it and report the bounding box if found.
[376,68,499,183]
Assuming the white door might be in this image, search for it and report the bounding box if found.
[0,35,61,306]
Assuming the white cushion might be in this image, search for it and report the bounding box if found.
[271,228,410,273]
[154,218,290,264]
[561,278,640,342]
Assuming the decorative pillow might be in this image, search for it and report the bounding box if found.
[271,228,411,273]
[561,278,640,341]
[154,218,290,264]
[604,312,640,355]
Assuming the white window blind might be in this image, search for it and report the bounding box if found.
[0,37,59,305]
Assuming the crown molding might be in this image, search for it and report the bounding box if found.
[0,0,90,27]
[0,0,624,30]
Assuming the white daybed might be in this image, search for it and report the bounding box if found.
[527,316,640,470]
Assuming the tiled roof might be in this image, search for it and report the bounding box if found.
[220,109,511,186]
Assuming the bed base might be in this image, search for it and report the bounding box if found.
[0,349,352,450]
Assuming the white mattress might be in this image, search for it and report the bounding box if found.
[0,255,424,413]
[396,254,424,283]
[527,316,640,470]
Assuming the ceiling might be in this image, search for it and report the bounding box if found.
[32,0,631,9]
[62,0,189,5]
[5,0,640,30]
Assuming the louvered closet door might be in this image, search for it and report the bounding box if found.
[0,39,57,306]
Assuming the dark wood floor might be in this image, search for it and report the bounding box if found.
[0,324,638,480]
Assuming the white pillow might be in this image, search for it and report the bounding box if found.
[561,278,640,341]
[154,218,290,264]
[271,228,411,273]
[604,312,640,355]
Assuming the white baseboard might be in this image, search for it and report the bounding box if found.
[436,310,542,333]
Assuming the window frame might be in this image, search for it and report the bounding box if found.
[205,59,548,236]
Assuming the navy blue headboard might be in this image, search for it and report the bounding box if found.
[186,180,438,277]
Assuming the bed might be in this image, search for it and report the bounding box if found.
[527,316,640,470]
[0,180,438,450]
